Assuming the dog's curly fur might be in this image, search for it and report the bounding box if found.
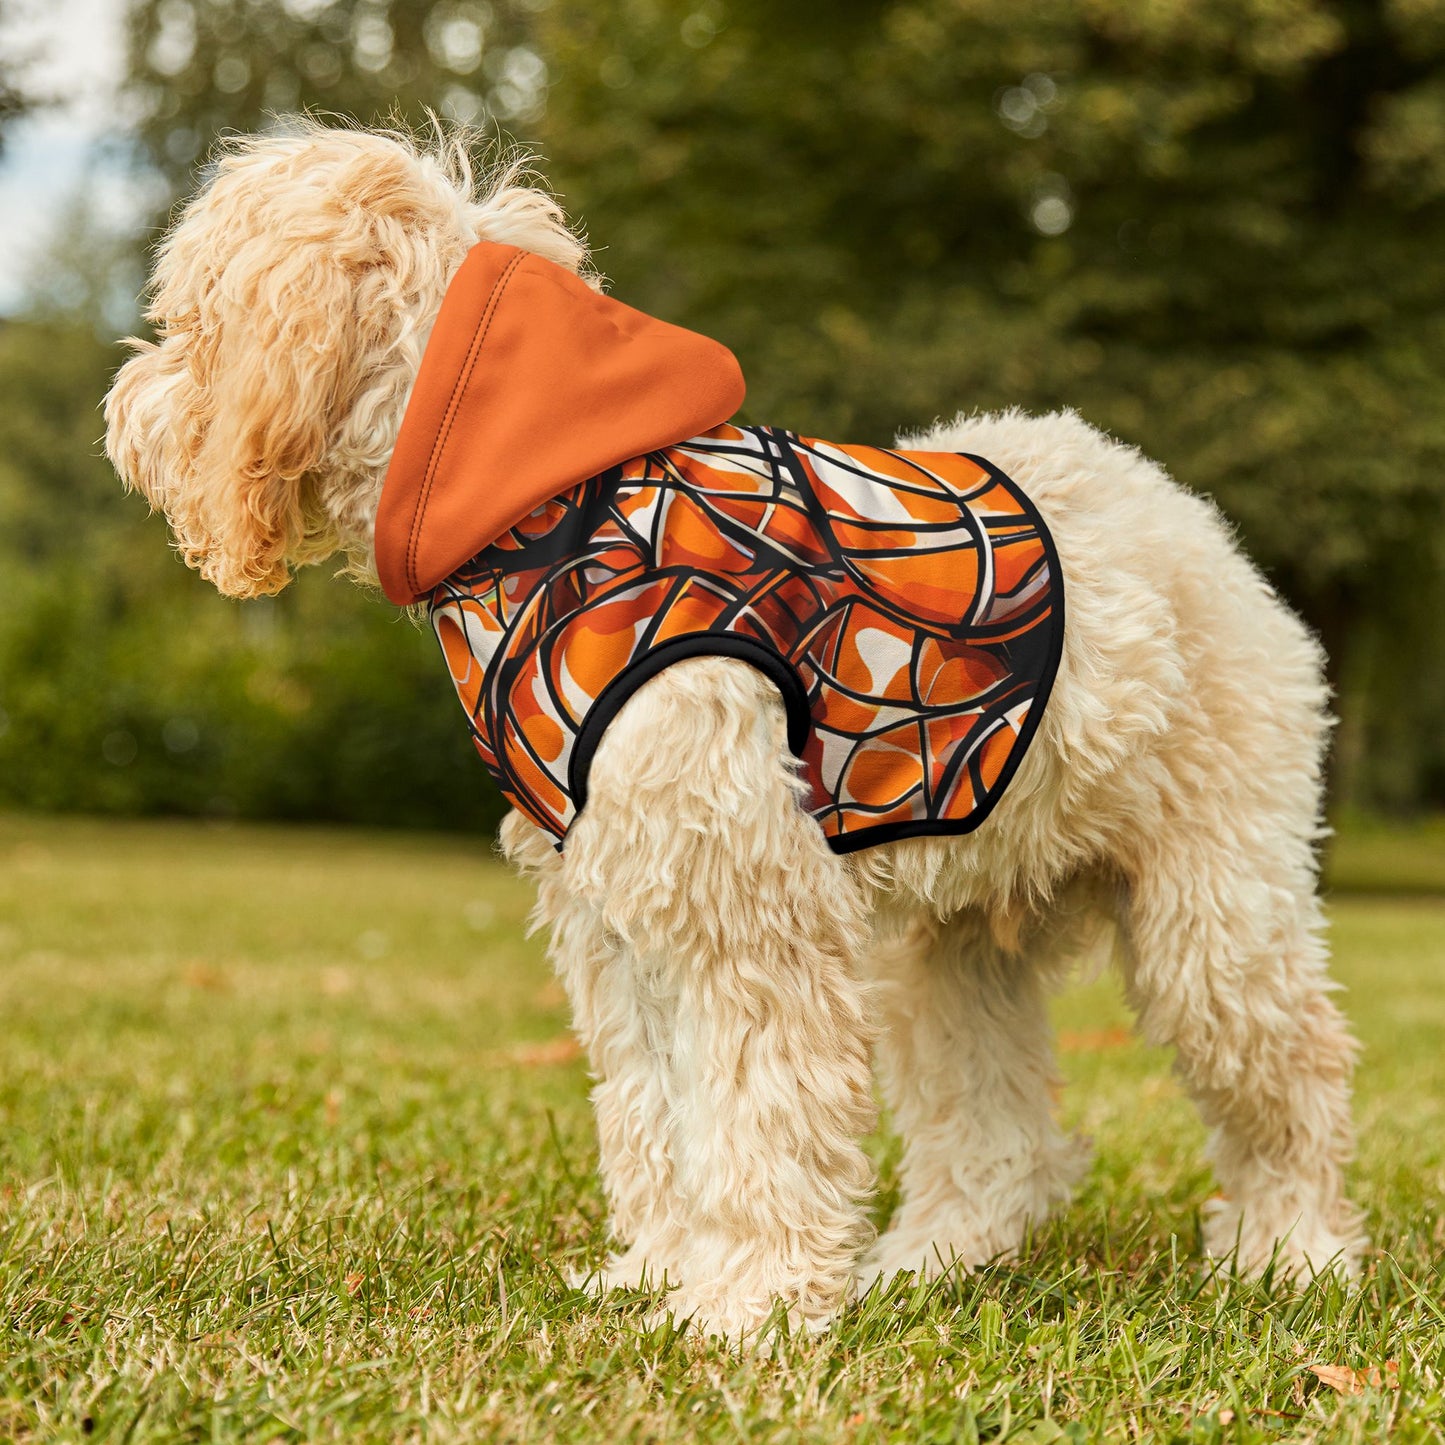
[105,122,1365,1342]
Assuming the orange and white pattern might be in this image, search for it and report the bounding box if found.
[431,424,1063,853]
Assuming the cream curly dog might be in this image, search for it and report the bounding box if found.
[105,124,1364,1342]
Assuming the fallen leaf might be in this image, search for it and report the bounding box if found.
[344,1273,364,1296]
[534,980,567,1009]
[181,962,229,992]
[1057,1027,1133,1052]
[1309,1362,1399,1395]
[501,1037,583,1068]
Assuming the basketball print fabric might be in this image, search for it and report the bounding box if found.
[430,423,1064,854]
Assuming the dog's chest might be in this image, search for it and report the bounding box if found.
[430,424,1063,854]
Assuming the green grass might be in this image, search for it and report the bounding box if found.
[1325,813,1445,897]
[2,813,1443,1443]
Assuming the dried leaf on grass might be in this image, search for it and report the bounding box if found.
[497,1037,584,1068]
[320,967,353,997]
[181,962,229,992]
[1057,1027,1133,1052]
[1309,1362,1399,1395]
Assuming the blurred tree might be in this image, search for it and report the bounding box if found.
[124,0,547,192]
[536,0,1445,807]
[0,0,37,151]
[0,316,498,831]
[7,0,1437,823]
[0,0,561,833]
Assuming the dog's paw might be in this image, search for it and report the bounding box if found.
[856,1233,994,1295]
[860,1132,1092,1294]
[1202,1196,1367,1283]
[570,1245,674,1296]
[645,1287,836,1350]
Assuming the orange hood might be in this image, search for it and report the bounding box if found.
[373,242,746,604]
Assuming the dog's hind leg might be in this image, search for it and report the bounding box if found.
[1118,830,1365,1280]
[561,657,878,1342]
[860,909,1089,1288]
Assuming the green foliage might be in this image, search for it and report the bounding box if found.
[1,813,1443,1440]
[536,0,1445,809]
[0,0,35,154]
[126,0,545,192]
[0,566,503,830]
[0,318,505,833]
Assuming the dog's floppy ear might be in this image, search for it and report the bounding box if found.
[172,228,370,597]
[184,241,360,597]
[106,125,593,599]
[106,238,355,600]
[106,131,436,600]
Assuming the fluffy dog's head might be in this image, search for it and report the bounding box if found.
[104,122,588,597]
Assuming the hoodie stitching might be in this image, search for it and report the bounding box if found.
[406,249,526,597]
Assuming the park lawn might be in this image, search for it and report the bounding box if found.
[1,813,1443,1444]
[1324,813,1445,897]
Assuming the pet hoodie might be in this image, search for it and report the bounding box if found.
[374,242,1064,854]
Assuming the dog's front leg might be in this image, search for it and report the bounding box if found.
[502,810,686,1290]
[563,658,878,1343]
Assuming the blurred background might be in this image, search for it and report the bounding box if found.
[1,0,1442,838]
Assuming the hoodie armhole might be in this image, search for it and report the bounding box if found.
[566,634,813,820]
